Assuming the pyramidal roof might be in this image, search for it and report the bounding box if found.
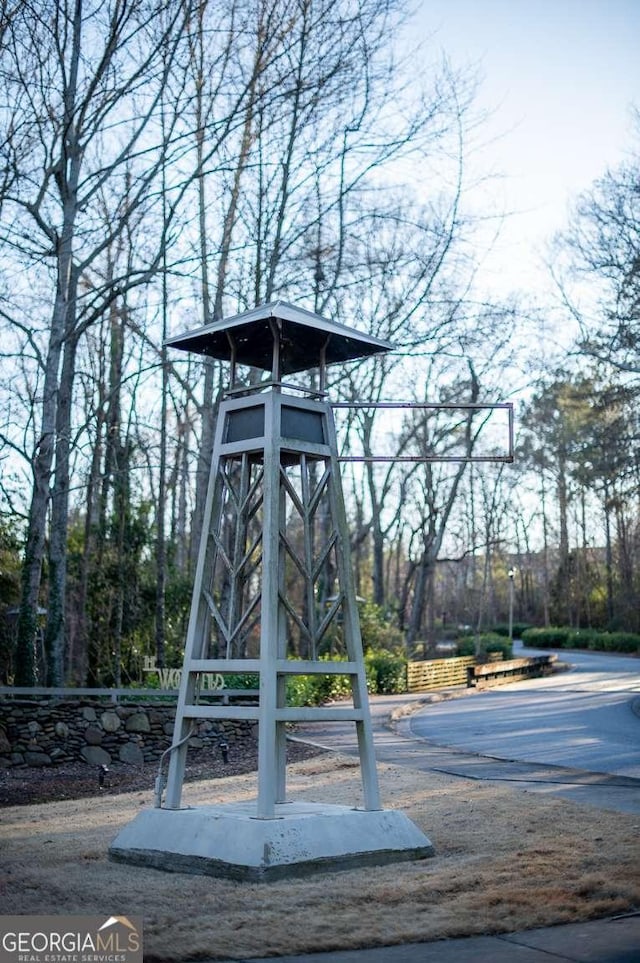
[165,301,393,374]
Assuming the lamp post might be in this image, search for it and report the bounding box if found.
[508,567,516,645]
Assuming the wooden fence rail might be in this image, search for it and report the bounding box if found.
[406,656,477,692]
[467,654,558,689]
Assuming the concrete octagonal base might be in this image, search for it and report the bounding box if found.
[108,800,434,881]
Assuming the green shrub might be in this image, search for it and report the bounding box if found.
[286,674,320,707]
[455,636,475,656]
[583,631,640,654]
[365,650,407,694]
[284,649,409,704]
[521,627,570,648]
[491,623,533,639]
[565,629,599,649]
[455,634,513,659]
[521,626,640,654]
[223,673,260,690]
[358,600,404,653]
[483,634,513,660]
[285,656,352,706]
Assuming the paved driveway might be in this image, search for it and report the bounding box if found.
[408,647,640,779]
[295,647,640,814]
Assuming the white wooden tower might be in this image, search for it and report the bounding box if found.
[110,302,433,879]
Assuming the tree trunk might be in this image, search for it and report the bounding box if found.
[15,250,77,683]
[76,397,105,685]
[407,551,431,646]
[14,0,82,683]
[111,439,131,688]
[603,480,614,627]
[540,471,551,627]
[556,451,572,623]
[44,324,78,685]
[370,502,386,607]
[175,416,191,575]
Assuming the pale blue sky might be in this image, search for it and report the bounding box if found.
[407,0,640,296]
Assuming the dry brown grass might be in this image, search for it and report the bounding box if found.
[1,754,639,961]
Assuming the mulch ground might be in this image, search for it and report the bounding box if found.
[0,736,324,807]
[3,751,639,960]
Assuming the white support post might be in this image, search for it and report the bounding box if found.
[164,413,225,810]
[256,393,280,819]
[324,406,381,811]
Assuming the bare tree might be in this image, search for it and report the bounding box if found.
[0,0,529,685]
[551,117,640,378]
[0,0,192,682]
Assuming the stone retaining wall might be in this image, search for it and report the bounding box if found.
[0,700,256,769]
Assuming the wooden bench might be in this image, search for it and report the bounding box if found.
[467,654,557,689]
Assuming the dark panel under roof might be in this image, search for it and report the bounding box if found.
[165,301,393,374]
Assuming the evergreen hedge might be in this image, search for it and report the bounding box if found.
[456,633,513,660]
[491,622,533,640]
[521,627,640,654]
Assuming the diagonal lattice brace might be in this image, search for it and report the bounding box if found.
[311,529,338,583]
[280,531,309,581]
[279,591,313,645]
[219,463,242,514]
[306,464,333,520]
[242,469,264,519]
[279,465,305,519]
[202,587,231,647]
[236,531,264,580]
[316,593,344,644]
[211,530,233,575]
[228,591,262,646]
